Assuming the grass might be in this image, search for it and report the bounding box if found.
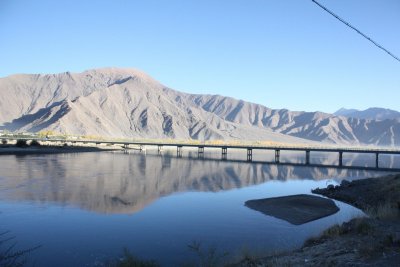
[303,226,341,247]
[186,240,230,267]
[365,201,399,220]
[353,218,375,235]
[304,217,376,247]
[0,231,40,267]
[106,249,159,267]
[106,244,256,267]
[266,257,293,267]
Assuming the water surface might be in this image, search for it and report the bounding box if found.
[0,149,397,266]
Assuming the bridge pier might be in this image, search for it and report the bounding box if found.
[177,146,183,157]
[376,152,379,168]
[222,147,227,160]
[198,146,204,154]
[247,148,253,161]
[339,151,343,166]
[124,144,128,149]
[198,146,204,158]
[275,149,280,163]
[158,145,163,153]
[306,150,310,165]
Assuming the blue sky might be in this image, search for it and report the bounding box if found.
[1,0,399,113]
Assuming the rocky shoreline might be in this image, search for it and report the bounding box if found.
[235,174,400,266]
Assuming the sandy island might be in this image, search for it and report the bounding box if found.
[245,194,339,225]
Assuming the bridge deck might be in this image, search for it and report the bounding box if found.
[5,137,400,154]
[3,137,400,170]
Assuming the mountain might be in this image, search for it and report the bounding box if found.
[335,108,400,121]
[1,67,399,146]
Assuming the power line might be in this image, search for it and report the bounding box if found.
[311,0,400,63]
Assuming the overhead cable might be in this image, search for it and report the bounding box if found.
[311,0,400,63]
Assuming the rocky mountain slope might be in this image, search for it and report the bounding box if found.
[335,107,400,121]
[0,68,399,146]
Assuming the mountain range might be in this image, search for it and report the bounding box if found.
[334,108,400,121]
[0,68,399,146]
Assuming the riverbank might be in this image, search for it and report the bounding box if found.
[234,174,400,266]
[0,144,121,155]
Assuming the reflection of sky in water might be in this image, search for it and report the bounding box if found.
[0,151,397,266]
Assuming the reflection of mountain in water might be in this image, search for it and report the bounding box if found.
[0,152,387,214]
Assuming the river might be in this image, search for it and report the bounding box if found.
[0,149,398,266]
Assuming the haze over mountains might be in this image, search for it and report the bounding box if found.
[0,68,399,146]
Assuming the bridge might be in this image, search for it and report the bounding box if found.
[3,137,400,170]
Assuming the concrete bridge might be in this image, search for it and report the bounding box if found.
[4,137,400,170]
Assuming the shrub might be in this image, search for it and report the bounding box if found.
[15,139,28,147]
[30,140,41,146]
[106,249,159,267]
[187,241,229,267]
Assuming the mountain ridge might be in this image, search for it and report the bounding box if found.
[334,107,400,121]
[1,68,399,146]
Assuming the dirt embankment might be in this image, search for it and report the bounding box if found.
[235,174,400,267]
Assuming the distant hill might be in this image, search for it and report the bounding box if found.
[335,108,400,121]
[1,68,399,146]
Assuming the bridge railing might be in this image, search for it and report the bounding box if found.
[3,136,400,154]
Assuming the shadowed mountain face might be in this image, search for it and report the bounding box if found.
[335,108,400,121]
[1,68,399,145]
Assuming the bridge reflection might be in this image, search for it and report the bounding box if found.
[0,151,395,214]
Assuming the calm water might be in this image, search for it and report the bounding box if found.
[0,149,398,266]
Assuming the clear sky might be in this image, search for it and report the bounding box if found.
[1,0,399,113]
